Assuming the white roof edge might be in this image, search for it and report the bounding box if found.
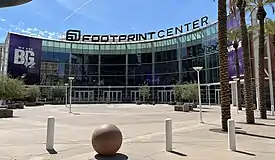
[8,21,218,45]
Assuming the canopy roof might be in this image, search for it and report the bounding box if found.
[0,0,31,8]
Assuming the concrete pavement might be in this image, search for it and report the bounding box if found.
[0,104,274,160]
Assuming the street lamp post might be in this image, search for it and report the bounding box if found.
[193,67,203,123]
[233,78,240,114]
[64,83,68,108]
[207,84,211,108]
[68,77,75,113]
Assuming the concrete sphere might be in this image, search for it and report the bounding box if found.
[92,124,123,156]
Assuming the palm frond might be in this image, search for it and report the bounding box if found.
[228,28,242,42]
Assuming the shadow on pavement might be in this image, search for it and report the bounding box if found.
[236,130,275,140]
[236,122,275,128]
[210,128,275,140]
[94,153,128,160]
[47,149,58,154]
[256,117,275,121]
[235,150,256,156]
[168,150,187,157]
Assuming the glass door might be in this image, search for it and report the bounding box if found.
[131,91,139,102]
[215,89,221,104]
[104,91,122,102]
[74,91,94,102]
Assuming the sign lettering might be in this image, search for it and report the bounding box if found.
[66,16,209,42]
[14,47,36,68]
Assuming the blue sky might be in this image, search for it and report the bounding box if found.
[0,0,274,42]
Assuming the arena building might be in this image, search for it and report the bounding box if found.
[0,14,274,106]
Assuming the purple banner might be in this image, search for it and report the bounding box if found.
[8,33,42,85]
[227,11,244,80]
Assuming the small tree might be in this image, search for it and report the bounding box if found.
[139,83,150,102]
[25,85,41,102]
[173,83,183,102]
[0,76,25,103]
[52,86,65,99]
[184,83,199,104]
[52,86,66,104]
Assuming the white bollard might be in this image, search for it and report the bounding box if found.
[165,118,172,152]
[46,116,55,150]
[228,119,236,151]
[271,105,274,116]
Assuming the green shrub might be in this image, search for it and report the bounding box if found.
[139,83,150,102]
[25,85,41,102]
[0,76,25,101]
[52,86,65,98]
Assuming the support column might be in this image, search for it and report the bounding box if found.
[267,36,274,113]
[231,83,237,106]
[125,54,128,98]
[152,42,155,99]
[98,55,101,101]
[177,47,182,83]
[251,10,260,110]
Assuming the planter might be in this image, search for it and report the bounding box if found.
[7,103,17,109]
[168,101,176,105]
[174,105,183,111]
[175,104,189,112]
[136,101,142,105]
[17,102,24,109]
[0,109,13,118]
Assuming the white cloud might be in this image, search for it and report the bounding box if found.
[0,21,62,40]
[0,18,6,22]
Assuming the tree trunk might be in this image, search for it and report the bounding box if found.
[233,42,242,110]
[218,0,231,131]
[257,7,267,119]
[237,0,255,124]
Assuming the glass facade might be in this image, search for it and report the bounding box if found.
[3,22,221,104]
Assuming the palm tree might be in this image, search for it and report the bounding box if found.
[228,28,242,111]
[216,0,231,131]
[265,19,275,48]
[229,0,255,124]
[247,0,275,119]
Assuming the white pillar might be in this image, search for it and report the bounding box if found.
[228,119,236,151]
[266,37,274,116]
[251,9,260,110]
[197,72,202,123]
[46,116,55,150]
[231,83,236,106]
[69,80,72,113]
[165,118,172,152]
[65,86,68,108]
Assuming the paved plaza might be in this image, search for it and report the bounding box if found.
[0,104,274,160]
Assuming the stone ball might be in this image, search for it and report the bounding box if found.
[91,124,123,156]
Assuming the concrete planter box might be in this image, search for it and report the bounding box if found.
[7,103,17,109]
[17,102,24,109]
[0,109,13,118]
[174,105,189,112]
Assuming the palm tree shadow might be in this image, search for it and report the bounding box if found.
[93,153,128,160]
[236,121,275,128]
[236,130,275,140]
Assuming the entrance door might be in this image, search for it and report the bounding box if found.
[215,89,221,104]
[74,91,94,102]
[104,91,122,102]
[158,91,173,103]
[131,91,139,102]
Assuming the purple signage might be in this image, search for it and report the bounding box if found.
[227,11,244,80]
[8,33,42,85]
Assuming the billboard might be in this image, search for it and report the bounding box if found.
[7,33,42,85]
[227,11,244,80]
